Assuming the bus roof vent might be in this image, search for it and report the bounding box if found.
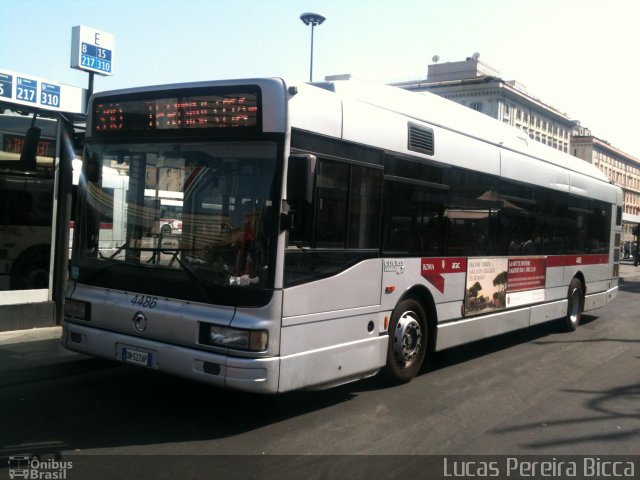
[408,123,434,156]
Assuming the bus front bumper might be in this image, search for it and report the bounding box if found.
[62,321,281,394]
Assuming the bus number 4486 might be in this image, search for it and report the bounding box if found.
[130,295,158,309]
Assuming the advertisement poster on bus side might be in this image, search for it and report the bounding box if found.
[465,257,547,316]
[505,257,547,308]
[466,258,509,316]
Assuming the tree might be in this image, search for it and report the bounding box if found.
[492,270,508,308]
[493,271,508,293]
[468,281,482,299]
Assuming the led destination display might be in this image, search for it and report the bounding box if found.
[93,90,259,134]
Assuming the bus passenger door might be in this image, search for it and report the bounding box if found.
[280,154,385,388]
[283,156,383,315]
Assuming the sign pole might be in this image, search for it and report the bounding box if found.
[86,71,94,113]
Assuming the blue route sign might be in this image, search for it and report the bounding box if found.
[16,77,37,104]
[80,42,112,74]
[41,82,61,108]
[71,25,115,76]
[0,72,12,99]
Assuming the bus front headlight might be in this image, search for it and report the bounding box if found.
[64,298,91,320]
[204,325,268,352]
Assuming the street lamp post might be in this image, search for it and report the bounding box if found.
[300,12,326,82]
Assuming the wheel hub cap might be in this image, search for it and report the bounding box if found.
[392,311,423,368]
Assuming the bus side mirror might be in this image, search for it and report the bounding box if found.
[287,154,316,204]
[19,125,41,171]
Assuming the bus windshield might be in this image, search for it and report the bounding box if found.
[75,140,278,300]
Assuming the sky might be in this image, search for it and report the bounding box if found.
[2,0,640,158]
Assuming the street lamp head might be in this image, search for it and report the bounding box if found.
[300,12,326,26]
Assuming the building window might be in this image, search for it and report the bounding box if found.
[470,102,483,112]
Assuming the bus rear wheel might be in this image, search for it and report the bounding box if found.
[383,298,428,385]
[564,278,583,332]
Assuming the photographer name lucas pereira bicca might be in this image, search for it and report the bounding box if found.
[443,457,636,478]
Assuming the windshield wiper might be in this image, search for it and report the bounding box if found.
[109,242,129,259]
[169,253,217,303]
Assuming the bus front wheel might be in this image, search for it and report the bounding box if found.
[10,252,50,290]
[383,297,428,385]
[564,278,583,332]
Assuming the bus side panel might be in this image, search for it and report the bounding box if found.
[341,99,407,153]
[431,126,501,176]
[529,300,568,326]
[278,314,387,391]
[584,289,613,311]
[500,149,570,193]
[379,258,466,323]
[280,260,385,390]
[562,263,613,290]
[435,307,530,351]
[543,285,567,303]
[545,264,565,290]
[570,171,619,204]
[282,260,382,319]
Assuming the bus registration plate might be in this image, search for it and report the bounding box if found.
[121,346,153,368]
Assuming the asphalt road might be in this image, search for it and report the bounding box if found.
[1,276,639,478]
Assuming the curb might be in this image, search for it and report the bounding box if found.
[0,326,62,345]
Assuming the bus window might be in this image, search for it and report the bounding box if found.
[315,160,349,248]
[447,168,497,256]
[285,157,382,286]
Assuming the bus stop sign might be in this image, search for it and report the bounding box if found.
[70,25,114,76]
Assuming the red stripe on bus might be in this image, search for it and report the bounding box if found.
[421,257,467,293]
[546,254,609,267]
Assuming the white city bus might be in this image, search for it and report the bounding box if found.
[63,78,623,393]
